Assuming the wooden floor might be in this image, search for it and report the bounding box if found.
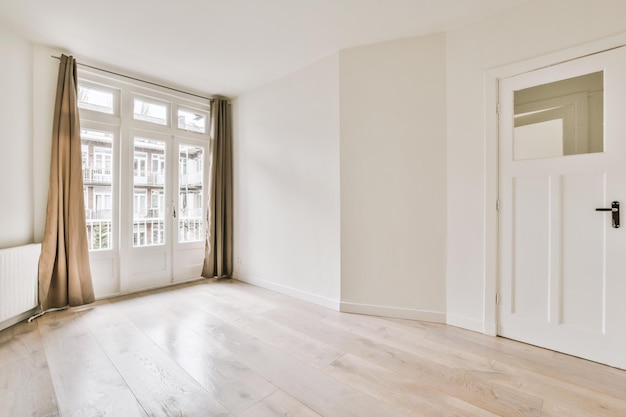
[1,279,626,417]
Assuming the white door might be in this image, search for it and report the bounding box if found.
[123,131,208,292]
[77,74,211,298]
[172,138,208,283]
[125,131,172,290]
[499,47,626,369]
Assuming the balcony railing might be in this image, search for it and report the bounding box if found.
[85,209,112,220]
[179,208,203,218]
[85,216,205,248]
[179,217,204,242]
[133,208,165,219]
[85,220,112,251]
[134,172,165,186]
[83,168,112,184]
[179,172,203,187]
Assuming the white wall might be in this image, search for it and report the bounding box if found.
[0,31,60,247]
[32,45,59,242]
[0,25,33,249]
[339,33,447,321]
[446,0,626,332]
[232,53,341,307]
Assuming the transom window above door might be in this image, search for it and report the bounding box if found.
[513,71,604,160]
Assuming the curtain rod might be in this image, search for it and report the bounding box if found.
[51,55,214,102]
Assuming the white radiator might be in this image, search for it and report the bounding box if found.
[0,243,40,330]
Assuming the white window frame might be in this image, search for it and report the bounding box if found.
[78,64,211,296]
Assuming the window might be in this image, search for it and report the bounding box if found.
[78,82,118,115]
[81,128,114,251]
[151,153,165,186]
[94,148,112,170]
[178,107,207,133]
[178,144,204,242]
[133,189,147,217]
[150,189,164,218]
[94,187,112,211]
[79,68,209,260]
[134,152,147,183]
[81,145,88,169]
[93,147,112,183]
[133,97,168,125]
[152,154,165,175]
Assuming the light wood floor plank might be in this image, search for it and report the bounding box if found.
[262,305,543,417]
[0,321,60,417]
[1,279,625,417]
[165,301,413,417]
[322,311,626,416]
[237,390,323,417]
[111,294,279,415]
[324,353,501,417]
[426,325,626,400]
[38,308,149,417]
[82,301,233,417]
[168,284,344,369]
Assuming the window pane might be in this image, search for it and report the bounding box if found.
[134,138,166,247]
[133,98,168,125]
[178,144,204,242]
[78,84,115,114]
[178,108,207,133]
[81,129,114,251]
[513,71,603,160]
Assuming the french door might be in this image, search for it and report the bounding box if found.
[498,47,626,369]
[121,131,208,292]
[78,72,210,297]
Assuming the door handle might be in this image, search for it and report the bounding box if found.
[596,201,620,228]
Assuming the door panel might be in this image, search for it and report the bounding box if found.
[499,47,626,369]
[511,175,550,321]
[173,140,207,283]
[127,132,172,291]
[561,173,605,332]
[80,121,120,298]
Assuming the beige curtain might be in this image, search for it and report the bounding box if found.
[38,55,95,310]
[202,98,233,278]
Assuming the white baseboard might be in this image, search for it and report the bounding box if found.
[446,313,487,334]
[340,301,446,323]
[483,320,497,336]
[233,273,341,311]
[234,273,449,324]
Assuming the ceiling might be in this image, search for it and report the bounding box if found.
[0,0,530,97]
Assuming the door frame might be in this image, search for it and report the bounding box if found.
[483,32,626,336]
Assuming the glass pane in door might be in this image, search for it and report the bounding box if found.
[134,137,166,247]
[81,128,113,251]
[513,71,603,160]
[178,144,204,242]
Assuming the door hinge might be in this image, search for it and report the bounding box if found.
[496,103,501,115]
[496,199,500,212]
[496,293,500,305]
